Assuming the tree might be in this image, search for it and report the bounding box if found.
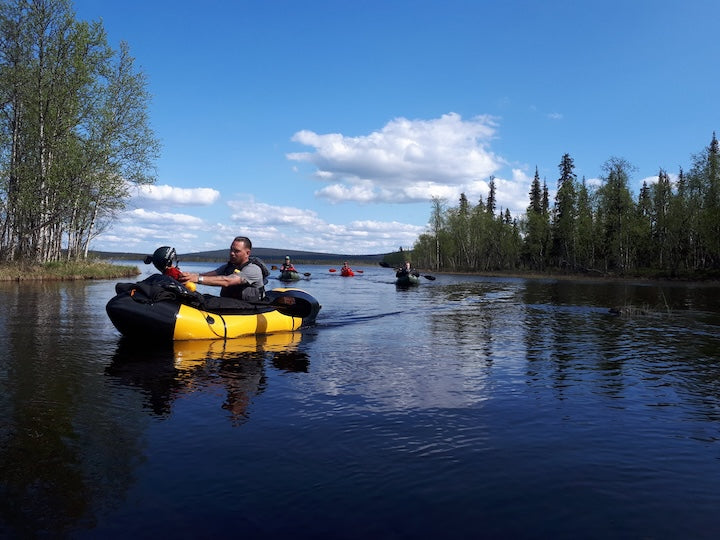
[0,0,158,262]
[551,153,577,270]
[635,180,653,268]
[596,157,636,272]
[649,169,672,268]
[428,196,446,271]
[575,177,595,271]
[486,176,496,215]
[448,192,474,269]
[522,167,550,270]
[687,132,720,269]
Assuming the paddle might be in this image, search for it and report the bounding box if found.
[407,270,436,280]
[356,269,364,274]
[378,261,391,268]
[271,265,278,270]
[303,272,311,277]
[329,268,336,272]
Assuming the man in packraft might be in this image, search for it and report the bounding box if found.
[180,236,268,301]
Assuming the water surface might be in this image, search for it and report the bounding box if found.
[1,263,719,538]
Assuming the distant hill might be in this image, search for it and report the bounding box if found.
[90,247,391,265]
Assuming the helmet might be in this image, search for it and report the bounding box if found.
[147,246,177,272]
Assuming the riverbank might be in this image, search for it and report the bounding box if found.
[0,260,140,281]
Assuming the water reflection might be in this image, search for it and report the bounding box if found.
[106,332,309,424]
[425,278,720,416]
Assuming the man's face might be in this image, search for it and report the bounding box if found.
[229,240,250,265]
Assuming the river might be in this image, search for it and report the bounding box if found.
[1,262,719,538]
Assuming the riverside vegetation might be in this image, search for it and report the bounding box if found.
[410,135,720,281]
[0,260,139,281]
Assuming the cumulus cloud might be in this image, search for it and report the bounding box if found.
[96,188,427,254]
[122,208,205,226]
[287,112,507,205]
[227,197,326,229]
[132,184,220,206]
[224,196,424,253]
[97,211,208,253]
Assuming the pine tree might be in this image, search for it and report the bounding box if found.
[486,176,496,215]
[522,167,549,270]
[551,153,577,270]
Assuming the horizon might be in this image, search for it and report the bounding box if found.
[93,245,392,261]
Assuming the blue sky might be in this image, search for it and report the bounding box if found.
[74,0,719,256]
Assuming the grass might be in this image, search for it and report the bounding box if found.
[0,259,141,281]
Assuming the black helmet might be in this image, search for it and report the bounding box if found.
[145,246,177,272]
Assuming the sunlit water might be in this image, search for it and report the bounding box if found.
[1,263,720,538]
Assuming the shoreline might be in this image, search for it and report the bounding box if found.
[419,268,720,287]
[0,259,718,287]
[0,261,140,281]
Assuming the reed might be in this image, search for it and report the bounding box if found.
[0,260,140,281]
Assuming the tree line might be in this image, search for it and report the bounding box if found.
[412,133,720,279]
[0,0,158,263]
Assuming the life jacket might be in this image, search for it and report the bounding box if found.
[248,256,270,284]
[220,256,269,301]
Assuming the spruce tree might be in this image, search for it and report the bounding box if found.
[551,153,577,270]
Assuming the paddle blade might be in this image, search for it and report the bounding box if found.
[329,268,337,272]
[303,272,312,277]
[356,270,364,273]
[423,275,436,280]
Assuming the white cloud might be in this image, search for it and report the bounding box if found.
[227,197,326,229]
[288,112,508,204]
[132,184,220,206]
[315,181,380,203]
[223,197,423,253]
[122,208,205,226]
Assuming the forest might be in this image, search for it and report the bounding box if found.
[0,0,158,264]
[411,133,720,279]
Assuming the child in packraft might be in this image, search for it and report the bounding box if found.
[145,246,196,291]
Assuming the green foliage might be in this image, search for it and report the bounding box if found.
[0,0,158,263]
[413,134,720,279]
[0,259,139,280]
[551,154,578,269]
